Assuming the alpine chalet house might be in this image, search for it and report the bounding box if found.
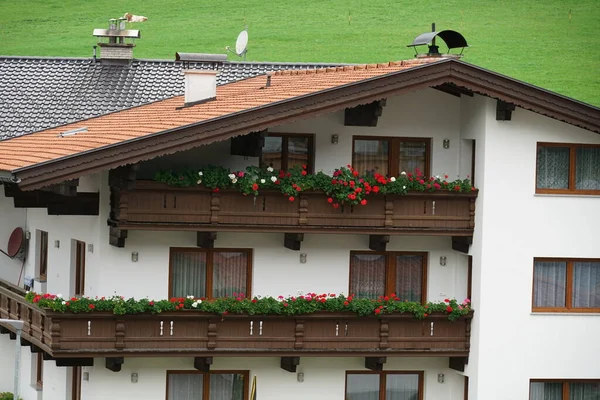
[0,29,599,400]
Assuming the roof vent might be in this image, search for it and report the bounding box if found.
[407,23,468,58]
[93,18,142,63]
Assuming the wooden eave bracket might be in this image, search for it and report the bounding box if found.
[449,356,468,372]
[194,357,213,372]
[109,226,128,248]
[108,164,139,190]
[284,233,304,251]
[230,130,266,157]
[433,83,474,98]
[365,357,386,371]
[344,99,387,127]
[106,357,125,372]
[496,100,516,121]
[369,235,390,252]
[42,179,79,196]
[452,236,473,254]
[197,232,217,248]
[5,183,99,215]
[280,357,300,373]
[55,358,94,367]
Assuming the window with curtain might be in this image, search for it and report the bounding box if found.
[533,258,600,312]
[37,230,48,279]
[536,143,600,194]
[353,137,430,178]
[260,133,314,172]
[530,380,600,400]
[346,372,422,400]
[167,371,247,400]
[170,249,251,299]
[349,252,427,302]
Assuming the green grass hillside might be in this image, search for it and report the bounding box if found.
[1,0,599,105]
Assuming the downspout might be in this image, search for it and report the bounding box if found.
[0,170,21,184]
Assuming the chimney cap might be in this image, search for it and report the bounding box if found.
[176,53,228,63]
[93,28,141,39]
[407,30,468,49]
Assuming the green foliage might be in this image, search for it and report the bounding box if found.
[25,291,472,321]
[0,392,23,400]
[0,0,598,106]
[154,164,475,207]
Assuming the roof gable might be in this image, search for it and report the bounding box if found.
[1,58,599,190]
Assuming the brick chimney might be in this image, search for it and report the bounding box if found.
[183,70,217,106]
[92,18,141,63]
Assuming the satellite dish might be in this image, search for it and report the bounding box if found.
[235,30,248,57]
[0,227,25,260]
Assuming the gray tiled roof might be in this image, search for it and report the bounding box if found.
[0,56,341,140]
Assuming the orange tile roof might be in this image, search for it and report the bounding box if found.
[0,58,442,172]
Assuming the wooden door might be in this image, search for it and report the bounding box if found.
[71,366,81,400]
[74,241,86,296]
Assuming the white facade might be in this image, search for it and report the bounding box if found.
[0,86,598,400]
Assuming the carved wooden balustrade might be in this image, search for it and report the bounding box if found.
[0,281,472,358]
[110,181,476,236]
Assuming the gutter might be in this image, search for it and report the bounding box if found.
[0,170,20,184]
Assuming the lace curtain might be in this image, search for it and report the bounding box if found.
[386,374,420,400]
[570,382,600,399]
[395,255,423,302]
[533,261,566,307]
[350,254,386,299]
[576,147,600,190]
[353,139,389,176]
[209,373,245,400]
[212,252,248,298]
[529,382,562,400]
[572,262,600,308]
[168,374,203,400]
[397,141,426,176]
[346,374,380,400]
[537,147,569,189]
[172,252,207,298]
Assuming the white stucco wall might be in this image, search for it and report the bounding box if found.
[467,99,600,399]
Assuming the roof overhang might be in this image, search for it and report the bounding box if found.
[10,59,600,190]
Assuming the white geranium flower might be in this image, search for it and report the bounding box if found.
[232,178,238,184]
[56,293,63,299]
[260,179,266,184]
[228,173,236,180]
[390,177,396,182]
[197,179,202,184]
[198,171,203,176]
[187,295,194,299]
[403,186,407,189]
[400,171,407,176]
[267,167,274,172]
[435,175,440,180]
[62,301,66,305]
[192,302,199,308]
[270,176,277,183]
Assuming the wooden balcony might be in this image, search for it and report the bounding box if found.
[110,181,476,238]
[1,281,472,359]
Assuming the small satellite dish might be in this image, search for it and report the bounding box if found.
[235,30,248,57]
[0,227,25,260]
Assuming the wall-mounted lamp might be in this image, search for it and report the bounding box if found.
[131,252,139,262]
[297,372,304,382]
[83,372,90,381]
[88,244,94,253]
[331,134,339,144]
[443,139,450,149]
[439,256,447,266]
[54,240,60,248]
[131,373,138,383]
[437,373,445,383]
[299,253,307,264]
[25,231,31,240]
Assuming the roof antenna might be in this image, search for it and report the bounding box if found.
[429,22,440,56]
[92,45,98,63]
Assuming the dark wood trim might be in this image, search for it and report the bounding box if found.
[72,366,81,400]
[5,184,99,215]
[449,356,468,372]
[196,232,217,248]
[39,230,48,280]
[464,376,469,400]
[467,256,473,301]
[368,235,390,252]
[74,240,86,296]
[452,236,473,254]
[364,357,386,371]
[345,370,424,400]
[105,357,124,372]
[283,233,304,251]
[168,248,253,299]
[36,353,44,388]
[193,356,213,372]
[344,99,387,127]
[470,140,476,186]
[55,358,94,367]
[166,370,250,400]
[496,100,516,120]
[349,251,428,302]
[532,257,600,313]
[13,60,600,191]
[535,142,600,195]
[529,379,600,400]
[280,356,300,373]
[434,83,474,98]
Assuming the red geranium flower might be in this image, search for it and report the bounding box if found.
[288,196,295,202]
[446,306,453,313]
[372,186,380,193]
[360,199,367,206]
[252,183,259,191]
[302,164,307,170]
[88,304,95,309]
[333,203,340,209]
[212,188,220,193]
[301,170,307,176]
[344,301,349,306]
[374,309,381,315]
[327,197,333,203]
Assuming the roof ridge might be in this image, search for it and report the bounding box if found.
[269,59,435,77]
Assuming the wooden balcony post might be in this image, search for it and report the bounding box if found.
[49,319,61,351]
[210,192,220,223]
[384,199,394,226]
[207,318,218,349]
[115,319,126,350]
[379,318,389,349]
[294,319,304,349]
[298,195,308,225]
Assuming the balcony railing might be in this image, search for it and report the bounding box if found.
[111,181,476,236]
[0,280,472,358]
